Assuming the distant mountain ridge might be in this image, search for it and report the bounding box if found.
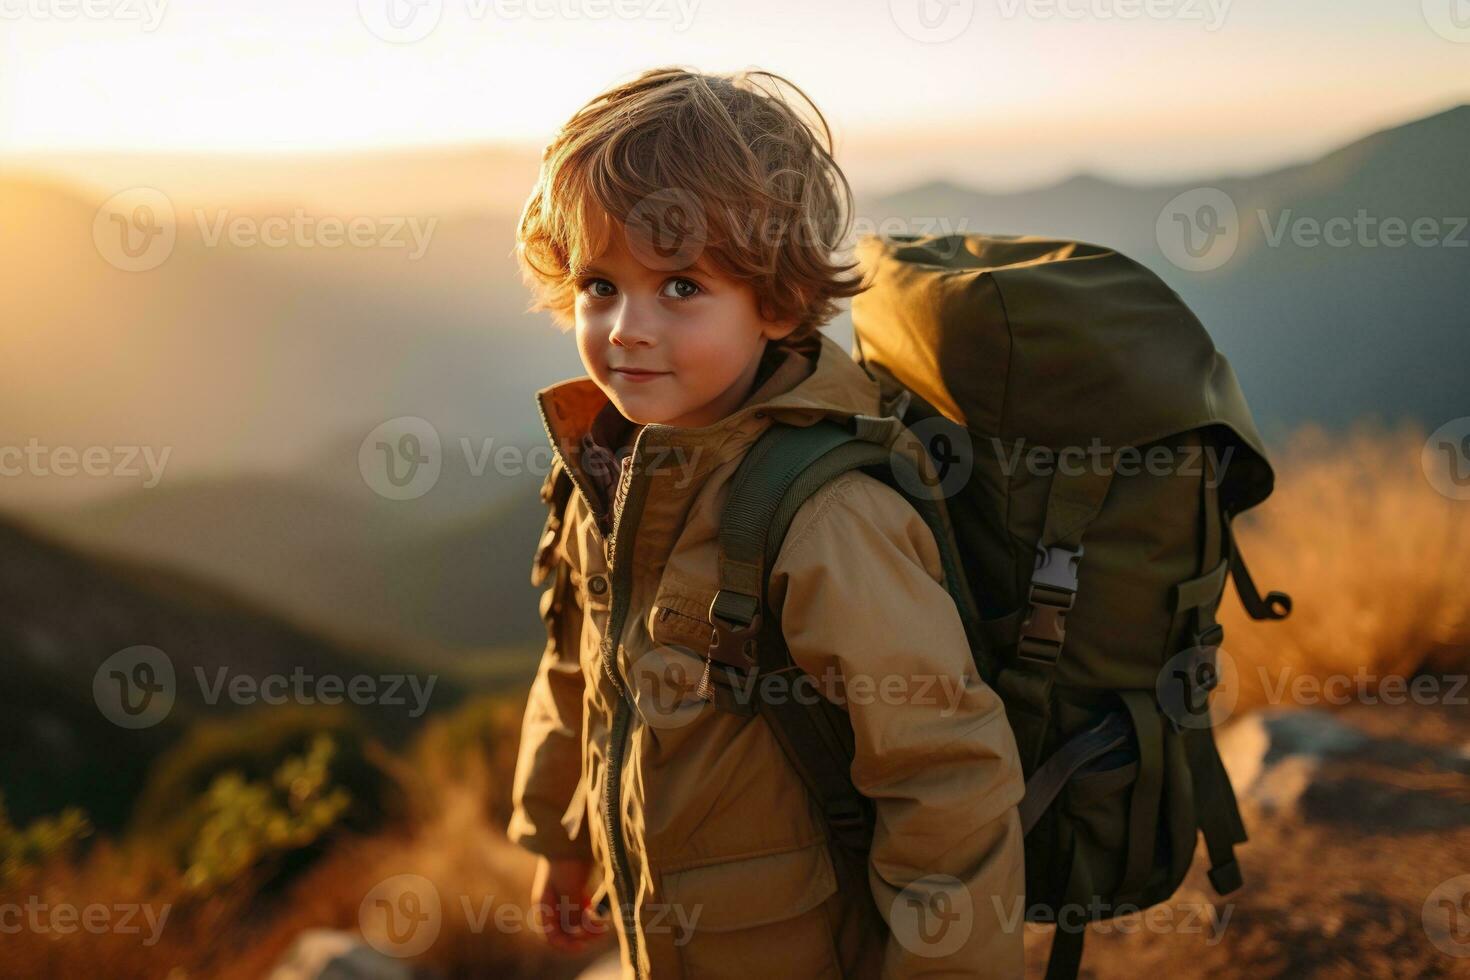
[0,515,466,828]
[4,102,1463,663]
[854,103,1470,432]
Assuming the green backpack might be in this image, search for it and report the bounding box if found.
[702,234,1292,979]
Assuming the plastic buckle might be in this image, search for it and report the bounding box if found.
[708,589,761,667]
[1032,543,1084,593]
[1017,545,1083,666]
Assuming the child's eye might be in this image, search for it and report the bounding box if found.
[661,277,701,300]
[578,277,616,300]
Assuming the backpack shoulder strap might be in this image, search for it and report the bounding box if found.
[710,416,976,854]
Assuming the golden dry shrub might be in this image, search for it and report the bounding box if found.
[1220,422,1470,713]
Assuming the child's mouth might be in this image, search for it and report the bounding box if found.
[611,368,670,383]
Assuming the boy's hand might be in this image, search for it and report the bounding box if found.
[529,855,606,952]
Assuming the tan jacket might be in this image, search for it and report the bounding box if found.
[508,331,1027,979]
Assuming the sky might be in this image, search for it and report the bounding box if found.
[1,0,1467,189]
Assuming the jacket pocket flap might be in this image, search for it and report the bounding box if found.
[649,594,715,655]
[660,842,838,932]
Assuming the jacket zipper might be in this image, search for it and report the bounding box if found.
[600,436,655,978]
[535,396,657,977]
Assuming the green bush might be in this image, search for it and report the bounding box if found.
[182,734,350,896]
[129,704,402,861]
[0,793,92,886]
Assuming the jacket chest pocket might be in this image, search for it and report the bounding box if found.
[647,591,759,718]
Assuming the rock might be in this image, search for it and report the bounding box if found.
[573,951,626,979]
[1216,705,1470,830]
[268,929,440,980]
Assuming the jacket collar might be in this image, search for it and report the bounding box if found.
[536,330,883,494]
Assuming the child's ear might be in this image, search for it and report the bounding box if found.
[761,317,800,343]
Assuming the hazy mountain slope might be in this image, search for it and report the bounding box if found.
[0,516,467,827]
[859,103,1470,433]
[35,460,549,654]
[0,181,573,511]
[6,103,1463,661]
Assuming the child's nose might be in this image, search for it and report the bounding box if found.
[608,305,657,347]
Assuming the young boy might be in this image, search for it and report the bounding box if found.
[508,66,1026,978]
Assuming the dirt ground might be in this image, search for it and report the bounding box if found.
[1022,697,1470,979]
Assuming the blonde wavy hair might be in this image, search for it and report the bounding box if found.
[514,66,865,340]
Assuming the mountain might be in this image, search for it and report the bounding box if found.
[0,515,472,828]
[0,176,575,511]
[853,103,1470,436]
[4,103,1463,661]
[38,466,551,655]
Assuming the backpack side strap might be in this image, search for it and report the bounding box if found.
[1223,511,1293,620]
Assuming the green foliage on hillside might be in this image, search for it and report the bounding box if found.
[182,734,351,896]
[0,793,92,885]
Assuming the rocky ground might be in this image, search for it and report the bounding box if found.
[265,694,1469,979]
[1022,694,1470,978]
[552,696,1470,980]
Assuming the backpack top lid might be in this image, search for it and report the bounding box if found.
[850,233,1276,514]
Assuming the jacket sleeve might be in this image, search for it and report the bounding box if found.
[506,497,593,861]
[767,470,1027,979]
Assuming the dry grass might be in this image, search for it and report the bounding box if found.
[1219,423,1470,714]
[3,425,1466,978]
[0,697,603,980]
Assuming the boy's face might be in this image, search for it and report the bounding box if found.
[574,231,796,430]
